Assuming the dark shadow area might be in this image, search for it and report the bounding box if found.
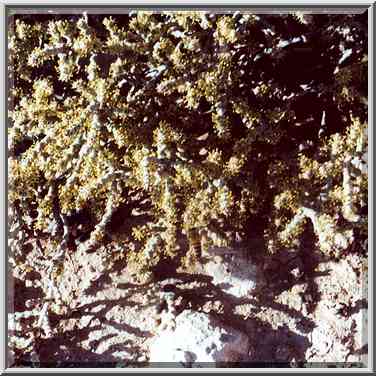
[260,223,325,316]
[11,277,43,313]
[82,273,112,297]
[352,344,368,356]
[349,298,368,316]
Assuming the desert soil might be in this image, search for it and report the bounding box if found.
[8,235,367,368]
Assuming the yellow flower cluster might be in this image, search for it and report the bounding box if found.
[216,16,238,45]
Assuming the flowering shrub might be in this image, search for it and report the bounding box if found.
[8,11,368,286]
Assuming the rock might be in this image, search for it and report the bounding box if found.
[149,310,249,366]
[204,249,258,298]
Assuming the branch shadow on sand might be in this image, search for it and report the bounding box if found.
[9,221,363,368]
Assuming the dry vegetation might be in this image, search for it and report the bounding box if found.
[8,10,368,368]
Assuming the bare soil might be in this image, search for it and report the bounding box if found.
[8,235,367,368]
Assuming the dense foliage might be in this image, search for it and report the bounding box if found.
[8,11,368,285]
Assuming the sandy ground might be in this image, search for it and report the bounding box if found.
[8,235,368,368]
